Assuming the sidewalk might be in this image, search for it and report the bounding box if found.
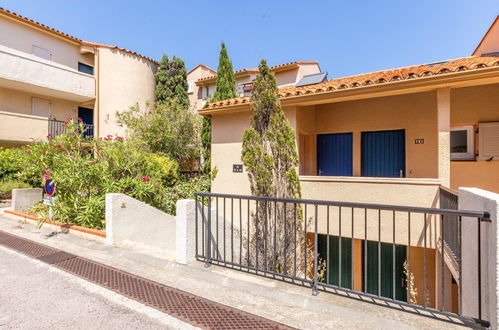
[0,213,473,329]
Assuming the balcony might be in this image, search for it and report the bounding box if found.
[0,110,48,143]
[0,45,95,102]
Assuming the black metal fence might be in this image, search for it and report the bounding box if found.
[440,187,460,262]
[194,192,491,326]
[48,119,94,138]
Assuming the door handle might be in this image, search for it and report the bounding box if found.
[318,169,324,176]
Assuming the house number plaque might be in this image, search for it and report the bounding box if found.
[233,164,243,173]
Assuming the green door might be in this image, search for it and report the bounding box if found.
[317,234,352,289]
[363,241,406,301]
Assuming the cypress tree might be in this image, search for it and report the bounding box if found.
[210,42,238,102]
[241,59,306,274]
[155,54,189,108]
[202,42,238,173]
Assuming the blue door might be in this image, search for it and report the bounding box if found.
[78,107,94,137]
[317,133,353,176]
[361,129,405,177]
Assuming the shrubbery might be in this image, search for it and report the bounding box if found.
[0,119,208,229]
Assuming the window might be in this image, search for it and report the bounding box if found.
[478,122,499,161]
[32,45,52,61]
[32,97,50,117]
[187,81,194,94]
[78,62,94,75]
[451,126,475,160]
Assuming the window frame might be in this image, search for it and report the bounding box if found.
[450,126,475,161]
[78,62,94,75]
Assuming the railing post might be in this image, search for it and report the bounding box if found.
[205,196,211,268]
[312,204,319,296]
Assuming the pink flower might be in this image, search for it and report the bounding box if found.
[63,122,68,127]
[67,117,73,121]
[141,177,150,182]
[115,136,123,141]
[56,143,62,149]
[25,150,31,155]
[44,173,51,179]
[47,134,52,139]
[77,117,83,122]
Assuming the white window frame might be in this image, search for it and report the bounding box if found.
[450,126,475,160]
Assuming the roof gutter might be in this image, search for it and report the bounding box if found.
[199,66,499,115]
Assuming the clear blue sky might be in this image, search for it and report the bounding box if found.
[1,1,498,77]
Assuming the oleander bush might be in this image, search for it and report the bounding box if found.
[4,119,208,229]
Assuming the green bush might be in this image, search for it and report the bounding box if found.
[0,148,26,181]
[0,180,31,199]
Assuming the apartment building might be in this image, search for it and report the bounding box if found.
[200,16,499,313]
[191,61,324,109]
[0,8,158,147]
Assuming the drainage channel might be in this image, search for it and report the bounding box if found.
[0,230,293,330]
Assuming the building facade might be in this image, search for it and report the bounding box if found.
[0,8,158,147]
[193,61,323,109]
[200,17,499,314]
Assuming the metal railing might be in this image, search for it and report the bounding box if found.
[440,187,460,261]
[194,192,491,326]
[48,119,94,138]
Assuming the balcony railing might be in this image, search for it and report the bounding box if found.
[48,119,94,138]
[440,187,460,261]
[194,192,490,326]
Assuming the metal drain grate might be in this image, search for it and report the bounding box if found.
[0,230,293,329]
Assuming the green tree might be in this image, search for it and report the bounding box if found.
[202,42,238,174]
[241,59,307,275]
[155,54,189,107]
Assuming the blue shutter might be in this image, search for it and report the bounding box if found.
[317,133,353,176]
[361,130,405,177]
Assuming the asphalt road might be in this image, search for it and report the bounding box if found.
[0,247,170,330]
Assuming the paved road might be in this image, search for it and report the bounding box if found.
[0,247,170,330]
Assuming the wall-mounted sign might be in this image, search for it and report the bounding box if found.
[233,164,243,173]
[415,139,424,144]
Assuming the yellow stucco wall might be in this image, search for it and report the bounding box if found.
[450,83,499,193]
[97,47,157,137]
[0,16,93,70]
[0,86,78,121]
[308,91,439,178]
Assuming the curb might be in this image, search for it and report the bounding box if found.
[3,210,106,238]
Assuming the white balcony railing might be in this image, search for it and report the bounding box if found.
[0,45,95,102]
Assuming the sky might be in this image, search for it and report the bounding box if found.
[1,1,498,78]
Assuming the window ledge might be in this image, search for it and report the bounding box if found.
[299,176,443,186]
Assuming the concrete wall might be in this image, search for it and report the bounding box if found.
[459,187,498,328]
[0,110,48,144]
[11,188,42,212]
[97,47,157,137]
[187,66,215,109]
[0,15,93,70]
[450,84,499,193]
[0,44,95,101]
[105,193,176,259]
[0,87,78,120]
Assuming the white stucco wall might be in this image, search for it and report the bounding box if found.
[459,187,499,328]
[0,44,95,101]
[105,193,176,260]
[97,47,157,137]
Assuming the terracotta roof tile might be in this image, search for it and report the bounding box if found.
[203,56,499,110]
[196,61,318,84]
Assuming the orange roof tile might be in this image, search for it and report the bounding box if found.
[196,61,318,84]
[0,7,158,65]
[188,64,216,75]
[203,56,499,110]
